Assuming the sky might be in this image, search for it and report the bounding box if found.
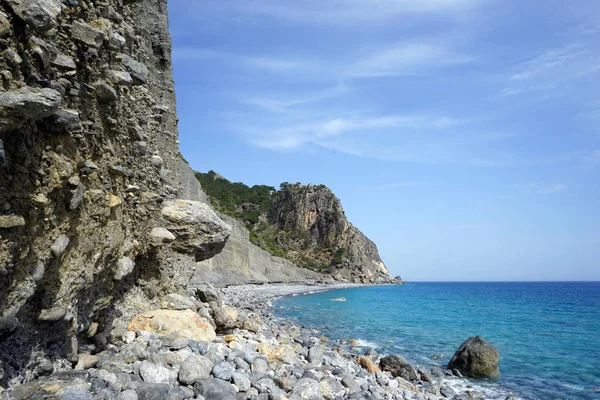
[167,0,600,281]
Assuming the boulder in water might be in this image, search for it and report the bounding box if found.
[447,336,500,378]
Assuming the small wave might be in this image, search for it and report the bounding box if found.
[444,377,520,400]
[354,339,380,349]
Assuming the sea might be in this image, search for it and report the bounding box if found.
[273,282,600,400]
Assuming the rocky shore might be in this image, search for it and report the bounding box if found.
[1,283,518,400]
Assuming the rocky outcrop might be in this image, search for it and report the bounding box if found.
[270,183,395,283]
[447,336,500,378]
[193,214,325,287]
[0,0,229,385]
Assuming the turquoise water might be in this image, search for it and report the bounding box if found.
[274,282,600,400]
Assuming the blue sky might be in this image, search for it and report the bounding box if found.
[168,0,600,281]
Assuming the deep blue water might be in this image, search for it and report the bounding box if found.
[274,282,600,400]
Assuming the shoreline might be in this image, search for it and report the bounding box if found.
[222,282,519,400]
[1,282,519,400]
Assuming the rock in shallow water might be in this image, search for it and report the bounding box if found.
[447,336,500,378]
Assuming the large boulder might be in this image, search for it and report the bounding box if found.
[161,199,231,261]
[379,355,419,381]
[447,336,500,378]
[128,309,216,342]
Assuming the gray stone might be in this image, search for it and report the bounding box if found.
[212,361,235,381]
[251,358,269,374]
[118,390,138,400]
[0,215,25,228]
[379,355,419,381]
[319,378,345,400]
[161,200,231,262]
[121,55,149,84]
[291,378,321,399]
[150,227,176,243]
[109,32,126,50]
[151,155,163,167]
[194,378,236,400]
[38,307,67,321]
[29,37,57,68]
[341,377,360,394]
[68,183,85,210]
[45,109,82,133]
[195,284,222,305]
[51,234,70,257]
[136,382,170,400]
[139,361,177,385]
[0,87,62,132]
[447,336,500,378]
[161,293,196,310]
[0,12,10,37]
[57,388,93,400]
[232,372,251,392]
[15,0,61,32]
[115,257,135,280]
[94,82,118,102]
[107,70,133,85]
[3,49,22,66]
[52,53,77,70]
[72,21,105,48]
[307,346,324,365]
[178,355,213,385]
[252,377,275,394]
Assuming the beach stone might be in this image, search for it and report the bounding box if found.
[307,346,324,365]
[292,378,321,399]
[232,372,251,391]
[252,377,276,393]
[139,361,177,385]
[118,390,138,400]
[135,382,170,400]
[319,378,345,400]
[128,309,216,342]
[342,377,361,394]
[358,357,380,374]
[380,355,419,381]
[161,293,196,310]
[447,336,500,378]
[212,361,235,381]
[252,358,269,374]
[194,378,236,400]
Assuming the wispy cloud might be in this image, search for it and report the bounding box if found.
[502,43,600,96]
[244,84,348,113]
[346,44,474,78]
[245,115,463,150]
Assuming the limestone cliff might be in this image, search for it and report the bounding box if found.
[196,173,400,284]
[270,183,393,284]
[0,0,230,384]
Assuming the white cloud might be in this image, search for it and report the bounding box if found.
[502,43,600,96]
[347,44,473,78]
[244,84,347,113]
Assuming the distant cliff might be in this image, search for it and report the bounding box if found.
[196,171,400,284]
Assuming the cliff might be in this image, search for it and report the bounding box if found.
[0,0,230,384]
[196,173,399,284]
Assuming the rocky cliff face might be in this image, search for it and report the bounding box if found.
[270,184,393,284]
[193,213,327,287]
[0,0,231,385]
